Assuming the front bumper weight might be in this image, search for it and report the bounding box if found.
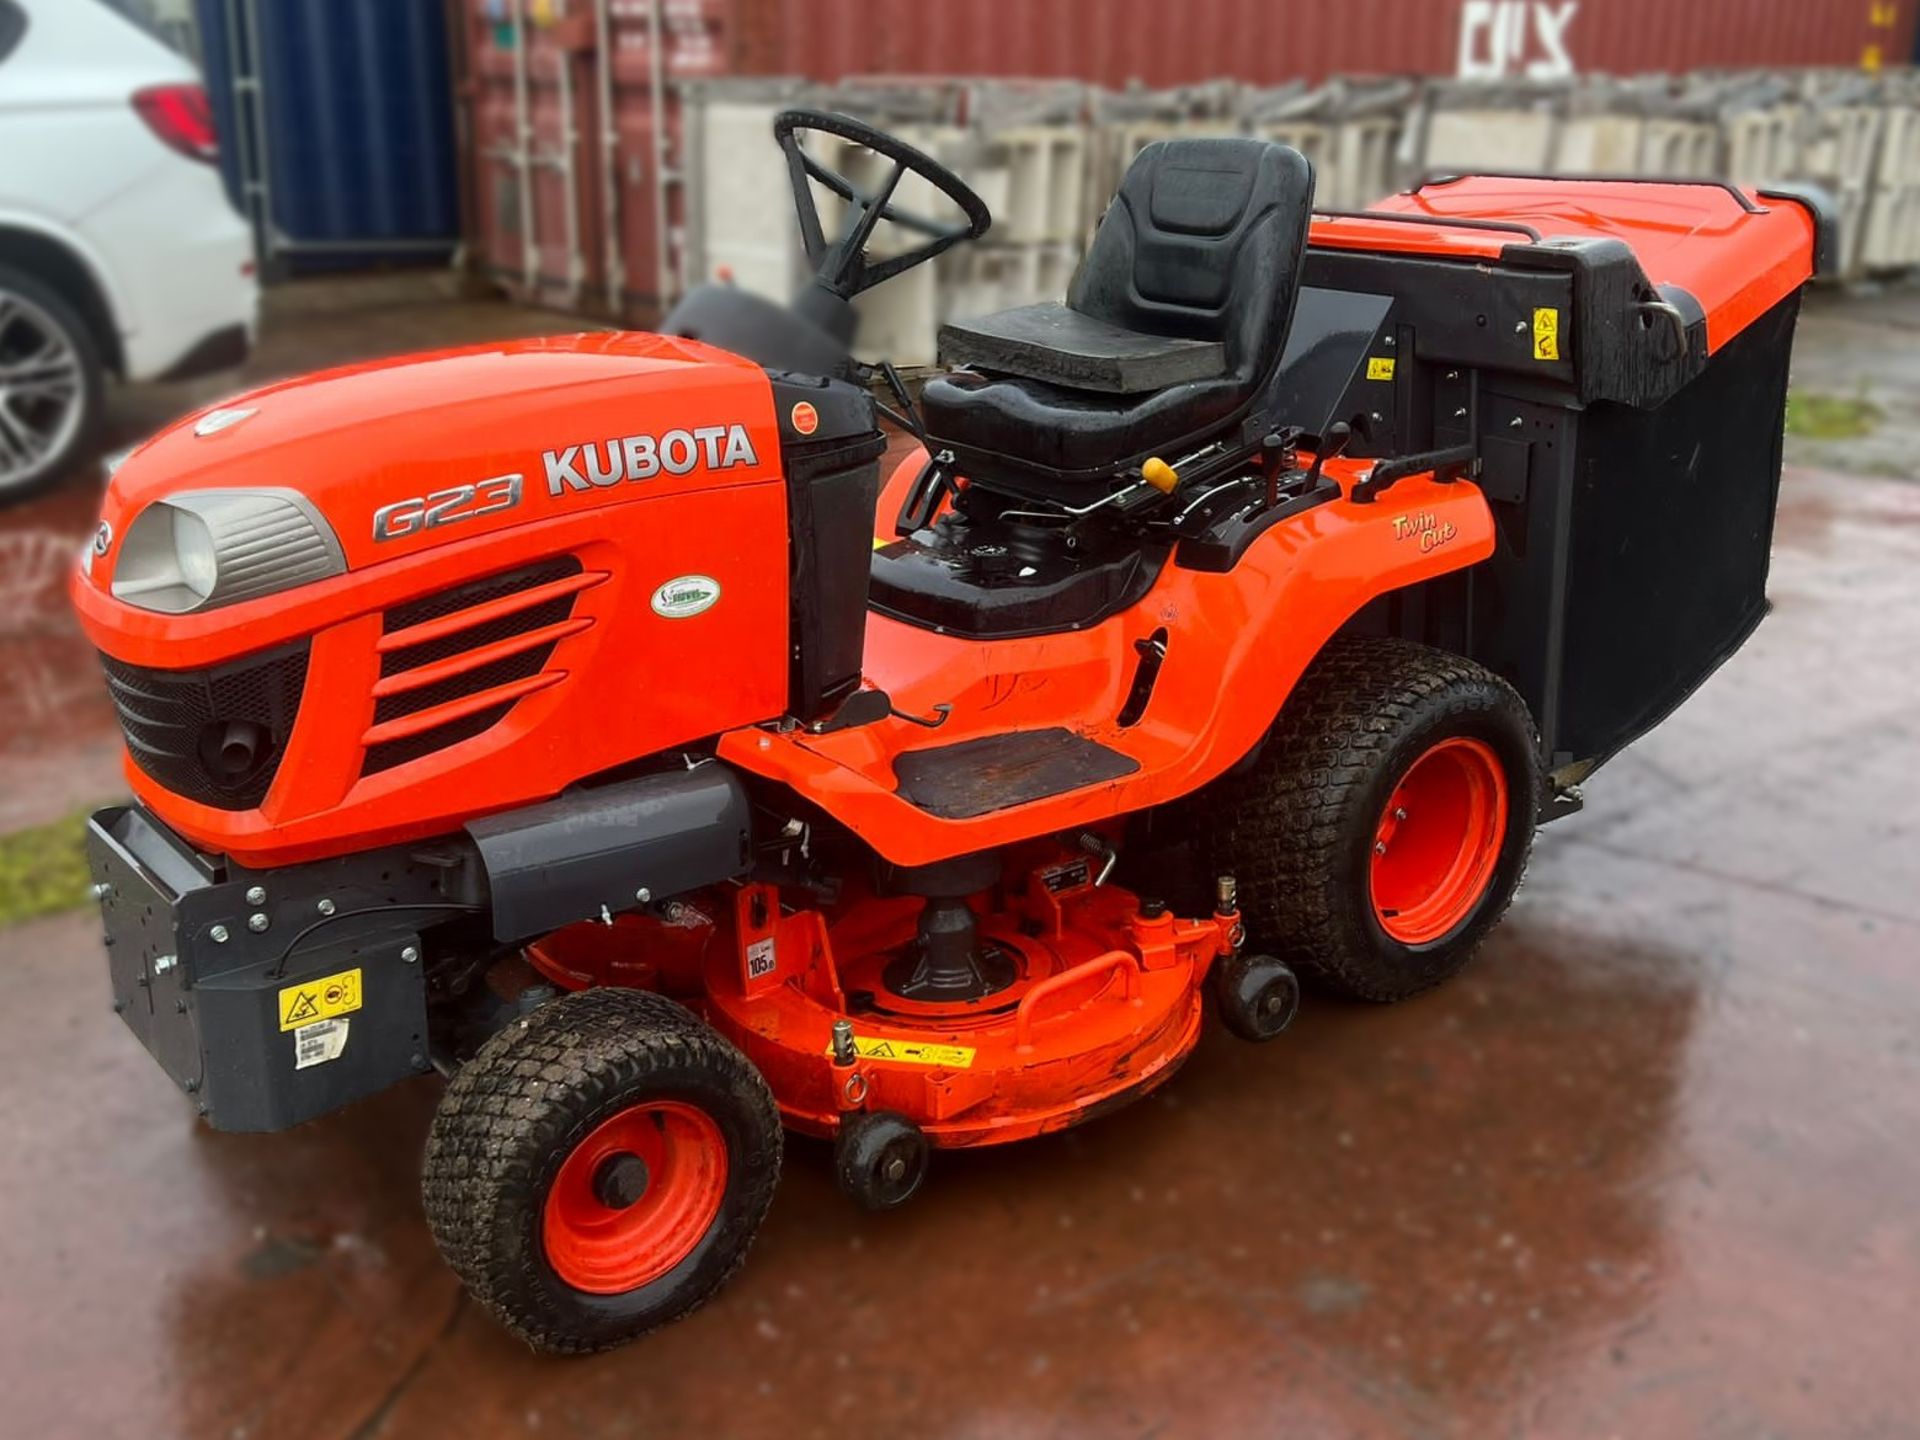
[88,805,436,1133]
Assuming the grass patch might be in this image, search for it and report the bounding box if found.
[1786,391,1883,441]
[0,808,97,929]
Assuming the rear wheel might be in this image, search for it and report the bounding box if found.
[1193,637,1539,1003]
[422,987,781,1353]
[0,264,102,504]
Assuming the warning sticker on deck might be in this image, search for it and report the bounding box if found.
[278,967,363,1031]
[1532,307,1560,361]
[293,1017,351,1070]
[827,1034,976,1069]
[1366,356,1396,381]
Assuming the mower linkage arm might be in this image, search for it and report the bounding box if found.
[1350,371,1482,505]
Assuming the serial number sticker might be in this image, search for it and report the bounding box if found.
[1532,307,1561,361]
[278,967,363,1031]
[1365,356,1396,381]
[293,1016,351,1070]
[1038,858,1092,893]
[826,1035,976,1069]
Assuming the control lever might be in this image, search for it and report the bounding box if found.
[1260,428,1302,507]
[895,453,954,536]
[874,360,928,443]
[1302,422,1351,493]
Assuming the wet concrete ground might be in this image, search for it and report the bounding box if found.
[2,280,1918,1437]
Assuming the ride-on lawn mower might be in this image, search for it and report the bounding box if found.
[74,110,1824,1352]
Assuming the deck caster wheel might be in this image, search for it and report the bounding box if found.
[1213,951,1300,1041]
[422,987,781,1354]
[835,1111,929,1211]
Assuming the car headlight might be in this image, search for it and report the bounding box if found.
[110,489,345,614]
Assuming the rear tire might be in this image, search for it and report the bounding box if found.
[422,987,781,1354]
[1191,636,1539,1003]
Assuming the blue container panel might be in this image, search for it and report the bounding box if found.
[197,0,458,262]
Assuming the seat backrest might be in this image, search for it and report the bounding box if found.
[1068,138,1314,383]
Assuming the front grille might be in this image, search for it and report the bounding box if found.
[100,643,310,810]
[364,556,585,776]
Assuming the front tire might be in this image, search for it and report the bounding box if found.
[422,987,782,1354]
[1193,637,1539,1003]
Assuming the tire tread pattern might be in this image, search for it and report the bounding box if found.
[421,987,780,1354]
[1190,636,1539,1003]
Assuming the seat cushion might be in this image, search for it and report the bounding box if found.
[923,138,1314,499]
[921,367,1243,484]
[938,302,1227,394]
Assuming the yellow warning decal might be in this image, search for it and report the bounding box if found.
[278,967,363,1031]
[1532,307,1560,361]
[1365,356,1396,381]
[827,1034,976,1069]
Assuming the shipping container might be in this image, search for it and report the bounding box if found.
[737,0,1918,89]
[452,0,1920,326]
[455,0,736,319]
[198,0,462,272]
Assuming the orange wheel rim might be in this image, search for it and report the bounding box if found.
[1369,736,1509,946]
[541,1100,728,1294]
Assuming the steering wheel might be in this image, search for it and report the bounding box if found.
[774,109,993,301]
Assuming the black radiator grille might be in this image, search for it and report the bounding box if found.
[363,556,583,776]
[100,643,310,810]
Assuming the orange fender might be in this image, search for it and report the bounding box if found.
[720,450,1496,867]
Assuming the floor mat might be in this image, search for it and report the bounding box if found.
[891,727,1140,820]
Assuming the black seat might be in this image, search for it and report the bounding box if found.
[922,138,1315,497]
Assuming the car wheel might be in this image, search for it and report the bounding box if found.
[0,262,104,505]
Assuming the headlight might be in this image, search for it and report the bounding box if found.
[111,489,345,614]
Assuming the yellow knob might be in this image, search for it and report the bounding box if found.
[1142,457,1179,494]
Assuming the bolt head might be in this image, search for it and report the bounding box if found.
[153,953,177,974]
[247,912,269,933]
[635,887,652,904]
[316,898,335,916]
[245,885,267,906]
[89,881,113,901]
[401,945,421,964]
[208,924,230,944]
[1515,319,1529,333]
[883,1157,908,1184]
[1374,841,1388,855]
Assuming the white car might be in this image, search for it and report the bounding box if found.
[0,0,257,501]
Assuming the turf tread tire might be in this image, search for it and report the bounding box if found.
[1191,636,1539,1003]
[422,987,781,1354]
